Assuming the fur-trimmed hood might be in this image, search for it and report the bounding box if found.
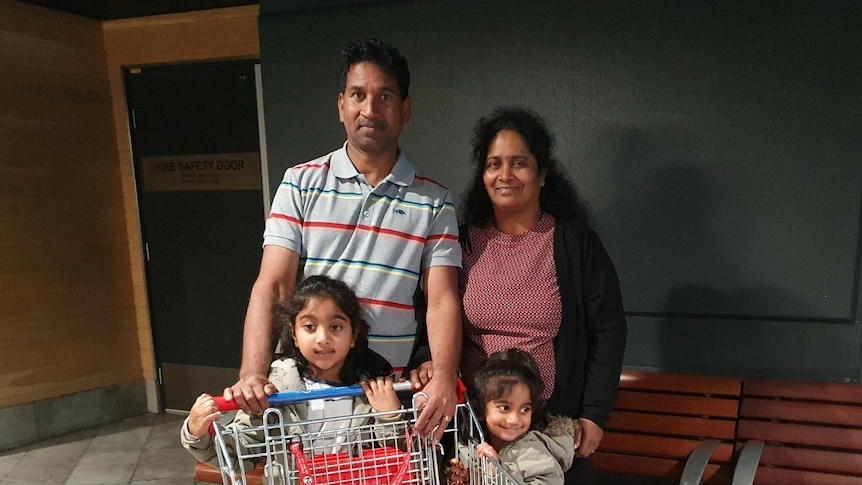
[542,414,581,441]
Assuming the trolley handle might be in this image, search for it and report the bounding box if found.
[214,377,468,411]
[213,380,414,411]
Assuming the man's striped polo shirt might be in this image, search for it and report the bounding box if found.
[263,143,461,368]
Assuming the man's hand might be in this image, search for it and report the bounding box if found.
[575,417,604,458]
[416,266,461,444]
[412,370,457,444]
[223,373,276,415]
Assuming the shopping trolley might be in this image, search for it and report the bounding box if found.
[207,380,520,485]
[209,381,442,485]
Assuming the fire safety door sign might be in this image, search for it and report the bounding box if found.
[141,152,261,191]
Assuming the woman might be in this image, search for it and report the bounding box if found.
[458,106,627,482]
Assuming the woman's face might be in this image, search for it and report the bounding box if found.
[482,130,545,217]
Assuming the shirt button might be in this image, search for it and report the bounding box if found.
[363,211,370,217]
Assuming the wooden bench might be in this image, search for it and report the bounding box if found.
[732,377,862,485]
[194,462,264,485]
[592,370,743,484]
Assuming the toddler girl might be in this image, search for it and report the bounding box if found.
[449,349,580,485]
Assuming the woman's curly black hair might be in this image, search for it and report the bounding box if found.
[461,106,590,226]
[275,275,392,384]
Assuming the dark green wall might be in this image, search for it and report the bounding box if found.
[258,0,862,381]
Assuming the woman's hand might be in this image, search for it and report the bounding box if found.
[575,418,604,458]
[361,377,402,416]
[188,393,221,438]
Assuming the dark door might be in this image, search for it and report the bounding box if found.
[125,60,264,411]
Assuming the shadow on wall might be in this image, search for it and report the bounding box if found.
[594,127,812,374]
[658,285,811,375]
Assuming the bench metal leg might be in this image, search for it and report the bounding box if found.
[679,439,721,485]
[730,440,764,485]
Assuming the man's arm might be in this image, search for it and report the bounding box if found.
[223,245,299,414]
[412,265,461,442]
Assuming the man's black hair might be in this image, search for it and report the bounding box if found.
[341,38,410,99]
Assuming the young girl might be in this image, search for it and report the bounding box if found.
[180,275,403,469]
[448,349,580,485]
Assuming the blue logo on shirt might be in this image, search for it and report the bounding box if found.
[393,209,406,215]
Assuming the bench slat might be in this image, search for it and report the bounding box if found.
[752,466,862,485]
[738,419,862,451]
[606,410,736,440]
[593,452,728,484]
[740,397,862,427]
[615,390,740,418]
[621,370,742,396]
[736,442,862,475]
[602,433,734,462]
[744,378,862,404]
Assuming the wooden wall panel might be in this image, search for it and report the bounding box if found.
[102,7,259,57]
[0,31,106,75]
[0,195,125,222]
[0,329,142,407]
[0,242,130,273]
[0,0,140,410]
[0,168,123,199]
[0,0,259,411]
[0,308,138,349]
[0,141,115,173]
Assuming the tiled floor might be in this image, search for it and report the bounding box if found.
[0,413,199,485]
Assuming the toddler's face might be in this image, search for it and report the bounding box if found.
[483,382,533,449]
[291,296,355,382]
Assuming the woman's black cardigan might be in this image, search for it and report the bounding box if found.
[544,220,627,428]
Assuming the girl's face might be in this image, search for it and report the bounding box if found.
[291,296,356,383]
[483,382,533,450]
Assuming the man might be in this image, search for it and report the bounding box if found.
[223,38,462,440]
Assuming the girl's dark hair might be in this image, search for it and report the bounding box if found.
[461,106,590,226]
[275,275,392,384]
[470,348,545,423]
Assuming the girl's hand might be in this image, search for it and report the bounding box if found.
[188,393,221,438]
[448,458,468,485]
[476,442,499,462]
[361,377,401,415]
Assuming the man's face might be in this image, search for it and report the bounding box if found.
[338,62,412,156]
